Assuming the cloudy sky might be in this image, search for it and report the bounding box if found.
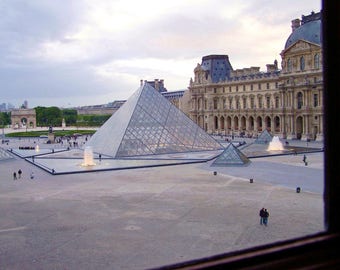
[1,0,321,108]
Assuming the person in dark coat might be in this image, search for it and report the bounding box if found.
[259,208,265,225]
[18,169,22,179]
[263,209,270,226]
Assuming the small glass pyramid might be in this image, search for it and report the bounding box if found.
[85,83,223,157]
[254,130,273,144]
[211,143,250,166]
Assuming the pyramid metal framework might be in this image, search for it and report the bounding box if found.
[85,83,223,158]
[210,143,250,166]
[254,130,273,144]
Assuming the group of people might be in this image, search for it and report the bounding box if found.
[13,169,22,180]
[259,208,270,226]
[13,169,34,180]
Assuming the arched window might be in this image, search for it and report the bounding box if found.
[275,116,280,131]
[220,116,225,130]
[214,116,218,130]
[300,56,305,71]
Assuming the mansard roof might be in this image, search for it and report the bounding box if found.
[285,12,321,49]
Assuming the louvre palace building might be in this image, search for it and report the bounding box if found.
[181,11,323,141]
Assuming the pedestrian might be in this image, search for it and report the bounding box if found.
[263,209,270,226]
[30,172,35,179]
[303,154,307,163]
[99,154,102,162]
[259,208,265,225]
[18,169,22,179]
[13,172,17,180]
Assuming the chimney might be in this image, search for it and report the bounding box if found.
[154,79,159,90]
[291,18,300,32]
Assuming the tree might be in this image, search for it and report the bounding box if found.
[61,109,77,125]
[0,112,11,126]
[35,106,62,127]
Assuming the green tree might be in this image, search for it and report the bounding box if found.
[76,114,111,127]
[62,109,77,126]
[0,112,11,126]
[35,106,62,127]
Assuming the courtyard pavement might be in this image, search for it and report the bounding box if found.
[0,137,324,270]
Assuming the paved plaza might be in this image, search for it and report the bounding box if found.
[0,137,324,270]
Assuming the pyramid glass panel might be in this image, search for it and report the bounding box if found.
[84,86,143,157]
[211,143,250,166]
[85,83,223,157]
[254,130,273,144]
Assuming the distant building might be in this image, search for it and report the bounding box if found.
[77,100,126,115]
[182,11,323,141]
[141,79,167,92]
[76,80,184,117]
[162,90,185,108]
[0,103,6,112]
[141,79,184,107]
[21,100,28,109]
[0,102,15,112]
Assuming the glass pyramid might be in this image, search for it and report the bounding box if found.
[85,83,223,158]
[211,143,250,166]
[254,130,273,144]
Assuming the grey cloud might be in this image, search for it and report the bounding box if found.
[90,12,238,63]
[0,0,86,63]
[0,64,111,100]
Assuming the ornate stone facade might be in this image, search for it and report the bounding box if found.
[11,109,36,129]
[182,11,322,141]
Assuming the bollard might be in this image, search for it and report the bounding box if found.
[250,178,253,183]
[213,171,217,176]
[296,187,301,193]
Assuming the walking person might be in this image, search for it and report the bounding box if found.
[18,169,22,179]
[303,154,307,165]
[13,172,17,180]
[263,209,270,226]
[259,208,265,225]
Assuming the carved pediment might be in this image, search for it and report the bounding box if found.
[283,40,321,55]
